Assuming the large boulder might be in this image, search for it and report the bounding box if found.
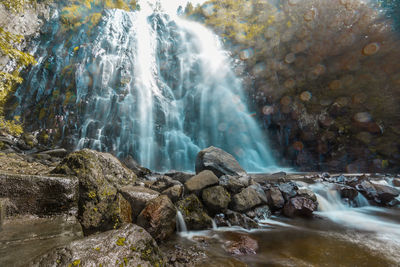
[176,195,212,230]
[195,146,247,177]
[184,170,218,193]
[372,183,400,204]
[119,186,160,222]
[219,175,250,194]
[0,173,78,216]
[137,195,176,241]
[231,187,262,212]
[31,224,164,267]
[51,149,137,235]
[265,187,285,210]
[283,197,317,218]
[202,186,231,213]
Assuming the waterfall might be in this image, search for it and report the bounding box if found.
[13,0,276,172]
[176,210,187,233]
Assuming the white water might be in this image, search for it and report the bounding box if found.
[176,210,188,233]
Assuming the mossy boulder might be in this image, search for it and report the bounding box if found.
[31,224,164,267]
[176,194,212,230]
[51,149,137,235]
[201,185,230,213]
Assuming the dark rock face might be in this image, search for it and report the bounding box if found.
[51,149,137,235]
[283,197,317,218]
[121,155,151,177]
[0,173,78,216]
[231,187,262,212]
[195,146,247,177]
[137,195,176,242]
[224,232,258,255]
[201,186,231,213]
[161,184,183,203]
[30,224,164,267]
[219,175,250,194]
[184,170,219,193]
[119,186,160,222]
[265,187,285,210]
[164,171,194,184]
[176,194,212,230]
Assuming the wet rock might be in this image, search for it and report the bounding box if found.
[249,183,268,204]
[201,186,231,213]
[214,213,229,227]
[195,146,247,177]
[225,210,259,229]
[265,187,285,210]
[119,186,160,221]
[184,170,218,193]
[246,205,271,221]
[137,195,176,241]
[164,171,194,184]
[40,148,68,158]
[278,182,298,201]
[392,178,400,187]
[355,180,377,200]
[31,224,164,267]
[296,188,318,202]
[51,149,137,235]
[224,232,258,255]
[176,194,212,230]
[121,155,151,177]
[335,184,358,200]
[0,173,78,216]
[161,184,183,203]
[219,175,250,194]
[373,184,400,204]
[283,197,317,218]
[231,187,262,212]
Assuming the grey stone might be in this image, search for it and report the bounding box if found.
[231,187,262,212]
[283,197,317,218]
[161,184,183,203]
[297,188,318,202]
[219,175,250,193]
[265,187,285,210]
[195,146,247,177]
[184,170,218,193]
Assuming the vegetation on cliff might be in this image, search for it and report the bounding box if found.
[188,0,400,172]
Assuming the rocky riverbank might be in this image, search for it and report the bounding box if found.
[1,131,400,266]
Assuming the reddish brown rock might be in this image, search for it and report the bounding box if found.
[224,232,259,255]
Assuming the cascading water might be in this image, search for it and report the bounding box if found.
[13,0,276,172]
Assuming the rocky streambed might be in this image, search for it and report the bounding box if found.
[1,133,400,266]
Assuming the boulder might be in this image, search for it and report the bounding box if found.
[249,183,268,204]
[31,224,164,267]
[121,155,151,177]
[119,186,160,221]
[278,182,298,201]
[176,194,212,230]
[283,197,317,218]
[201,186,231,213]
[51,149,137,235]
[137,195,176,241]
[265,187,285,210]
[296,188,318,202]
[335,184,358,200]
[231,187,262,212]
[161,184,183,203]
[372,184,400,204]
[219,175,250,194]
[164,171,194,184]
[184,170,218,193]
[0,173,78,216]
[224,232,258,255]
[355,180,376,200]
[225,210,259,229]
[195,146,247,177]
